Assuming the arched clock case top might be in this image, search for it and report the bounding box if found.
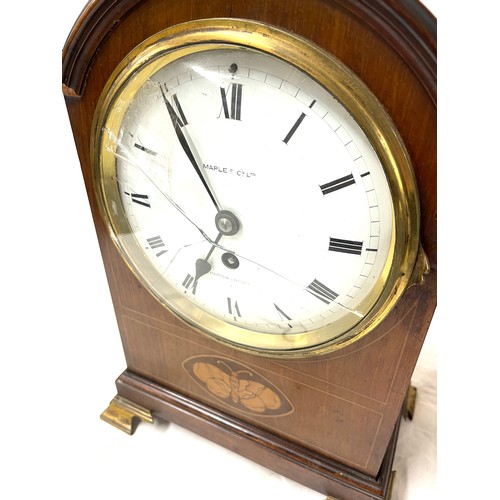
[63,1,436,499]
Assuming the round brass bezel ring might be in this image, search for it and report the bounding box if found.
[91,19,420,358]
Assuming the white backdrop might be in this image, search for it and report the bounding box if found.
[2,1,498,499]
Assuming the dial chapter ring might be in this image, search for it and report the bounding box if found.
[91,19,419,357]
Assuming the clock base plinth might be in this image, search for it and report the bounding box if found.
[100,394,154,434]
[113,369,400,500]
[326,471,396,500]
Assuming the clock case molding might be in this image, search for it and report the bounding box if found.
[62,1,436,499]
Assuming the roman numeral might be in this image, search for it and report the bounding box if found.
[183,273,195,293]
[146,235,167,257]
[283,100,316,144]
[274,303,292,321]
[306,279,338,304]
[160,85,189,127]
[227,297,241,318]
[134,143,157,156]
[220,83,243,120]
[320,174,355,195]
[124,192,150,208]
[172,94,188,126]
[329,238,363,255]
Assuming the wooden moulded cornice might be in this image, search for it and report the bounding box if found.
[62,0,146,96]
[337,0,436,103]
[62,0,436,102]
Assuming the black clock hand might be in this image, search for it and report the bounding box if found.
[112,147,216,245]
[112,145,361,317]
[159,84,222,212]
[191,232,223,293]
[190,210,241,292]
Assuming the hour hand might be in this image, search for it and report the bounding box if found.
[192,258,211,294]
[159,84,221,212]
[190,232,223,293]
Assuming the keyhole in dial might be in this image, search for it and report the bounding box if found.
[222,252,240,269]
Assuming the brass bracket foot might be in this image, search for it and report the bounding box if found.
[387,470,396,499]
[100,395,153,434]
[403,385,417,421]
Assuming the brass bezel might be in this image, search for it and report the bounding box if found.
[91,19,420,357]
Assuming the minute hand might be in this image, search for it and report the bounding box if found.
[159,85,221,212]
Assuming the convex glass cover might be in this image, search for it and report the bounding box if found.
[92,20,419,355]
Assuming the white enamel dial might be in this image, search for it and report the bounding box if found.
[94,22,419,354]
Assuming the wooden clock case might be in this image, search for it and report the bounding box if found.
[62,1,436,499]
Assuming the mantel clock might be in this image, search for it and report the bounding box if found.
[63,1,436,498]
